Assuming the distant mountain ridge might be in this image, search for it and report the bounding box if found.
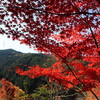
[0,49,21,52]
[0,49,22,56]
[0,49,54,68]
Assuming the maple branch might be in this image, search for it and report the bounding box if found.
[89,27,100,55]
[72,1,100,55]
[82,16,99,49]
[40,43,84,86]
[39,30,100,100]
[0,5,100,16]
[29,7,100,15]
[82,17,100,55]
[90,90,100,100]
[89,27,99,48]
[70,4,100,100]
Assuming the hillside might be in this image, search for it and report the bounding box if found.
[0,49,55,68]
[0,49,55,93]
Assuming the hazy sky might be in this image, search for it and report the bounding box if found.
[0,34,38,53]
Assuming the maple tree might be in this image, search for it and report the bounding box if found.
[0,0,100,99]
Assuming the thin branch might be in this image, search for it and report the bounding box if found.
[40,43,84,86]
[82,16,100,55]
[0,5,100,16]
[29,6,100,15]
[72,2,100,55]
[90,90,100,100]
[89,26,99,48]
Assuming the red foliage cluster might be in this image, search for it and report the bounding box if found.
[16,63,76,89]
[0,0,100,99]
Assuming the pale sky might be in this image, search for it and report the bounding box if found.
[0,34,38,53]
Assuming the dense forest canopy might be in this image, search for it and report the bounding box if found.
[0,0,100,100]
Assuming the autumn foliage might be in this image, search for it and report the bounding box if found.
[85,85,100,100]
[0,0,100,99]
[0,78,24,100]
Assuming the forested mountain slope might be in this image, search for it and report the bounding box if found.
[0,49,54,68]
[0,49,55,93]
